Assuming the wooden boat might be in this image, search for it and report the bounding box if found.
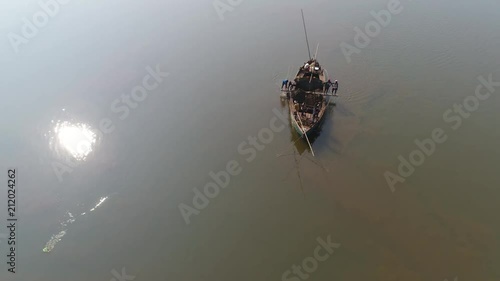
[289,59,330,138]
[286,10,337,153]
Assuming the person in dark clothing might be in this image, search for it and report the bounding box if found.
[325,79,332,93]
[282,79,289,90]
[333,80,339,94]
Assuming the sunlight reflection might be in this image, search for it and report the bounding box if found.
[43,196,109,253]
[51,120,97,161]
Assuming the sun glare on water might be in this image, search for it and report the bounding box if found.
[53,120,97,161]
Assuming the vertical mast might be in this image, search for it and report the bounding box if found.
[301,9,312,60]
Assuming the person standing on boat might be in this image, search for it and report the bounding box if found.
[333,80,339,94]
[325,79,332,93]
[282,79,289,90]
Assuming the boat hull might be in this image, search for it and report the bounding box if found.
[287,58,331,139]
[290,108,305,137]
[288,93,329,138]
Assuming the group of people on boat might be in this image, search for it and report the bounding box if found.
[324,79,339,94]
[282,78,339,94]
[281,79,296,91]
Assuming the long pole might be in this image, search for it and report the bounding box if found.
[314,43,320,60]
[301,9,312,60]
[296,115,315,157]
